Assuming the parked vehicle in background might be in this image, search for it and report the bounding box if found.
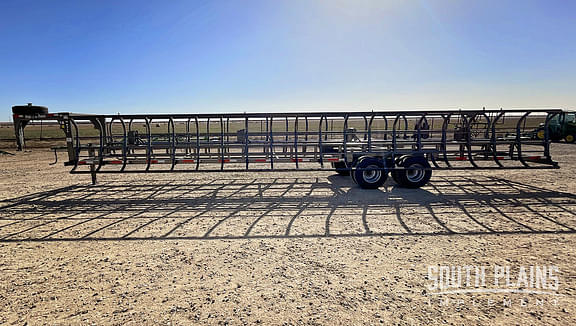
[534,111,576,143]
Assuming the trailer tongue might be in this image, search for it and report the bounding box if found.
[12,105,561,188]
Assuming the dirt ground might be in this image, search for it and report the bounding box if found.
[0,144,575,325]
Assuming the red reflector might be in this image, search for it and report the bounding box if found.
[181,159,195,163]
[326,158,339,162]
[254,159,267,162]
[291,158,303,162]
[527,156,541,160]
[219,159,230,163]
[149,160,158,164]
[78,161,86,165]
[455,156,467,161]
[496,156,505,160]
[110,160,123,164]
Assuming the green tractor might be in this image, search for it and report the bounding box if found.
[534,111,576,143]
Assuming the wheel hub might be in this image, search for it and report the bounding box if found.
[406,163,425,183]
[362,164,382,183]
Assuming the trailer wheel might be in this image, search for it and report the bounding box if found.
[332,161,350,176]
[352,157,387,189]
[394,156,432,188]
[565,134,575,143]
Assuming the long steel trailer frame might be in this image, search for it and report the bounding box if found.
[12,106,562,188]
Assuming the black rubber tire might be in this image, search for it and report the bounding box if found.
[565,134,576,143]
[395,156,432,188]
[332,161,350,176]
[12,105,48,115]
[351,156,370,184]
[352,157,387,189]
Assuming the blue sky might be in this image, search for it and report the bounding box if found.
[1,0,575,119]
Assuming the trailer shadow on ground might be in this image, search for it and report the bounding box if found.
[0,175,575,242]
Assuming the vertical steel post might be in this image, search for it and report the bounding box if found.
[343,114,349,167]
[244,117,249,169]
[220,117,225,170]
[490,112,505,167]
[543,112,558,160]
[515,112,531,167]
[70,118,81,172]
[269,115,274,170]
[195,117,200,171]
[88,144,96,185]
[169,117,176,170]
[145,118,152,171]
[318,115,325,168]
[294,115,299,168]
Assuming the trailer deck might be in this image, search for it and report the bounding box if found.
[12,105,562,188]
